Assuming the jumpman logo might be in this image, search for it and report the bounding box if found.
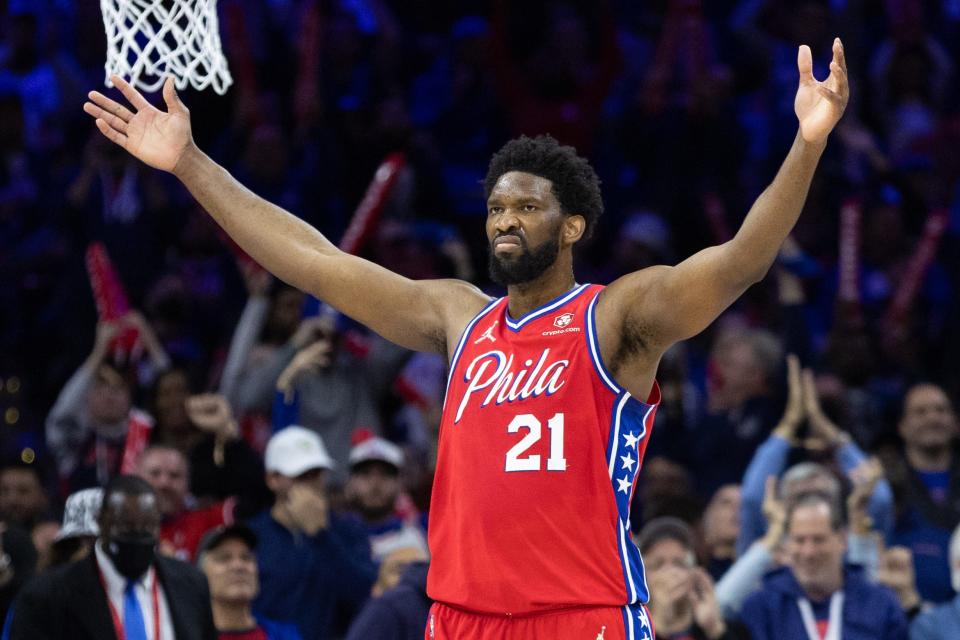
[474,321,498,344]
[595,625,606,640]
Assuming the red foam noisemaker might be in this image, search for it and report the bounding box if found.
[85,242,140,361]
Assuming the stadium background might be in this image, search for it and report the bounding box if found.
[0,0,959,637]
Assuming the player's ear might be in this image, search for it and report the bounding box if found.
[562,214,586,245]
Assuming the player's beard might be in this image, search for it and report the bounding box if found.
[488,233,561,286]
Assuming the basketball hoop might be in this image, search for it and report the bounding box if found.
[100,0,233,95]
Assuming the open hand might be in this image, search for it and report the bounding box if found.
[84,76,194,173]
[795,38,849,144]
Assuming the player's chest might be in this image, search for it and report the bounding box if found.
[451,329,589,422]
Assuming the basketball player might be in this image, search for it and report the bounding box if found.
[83,39,848,640]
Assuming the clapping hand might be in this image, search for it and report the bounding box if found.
[773,354,805,441]
[847,457,883,534]
[689,568,727,640]
[877,546,921,611]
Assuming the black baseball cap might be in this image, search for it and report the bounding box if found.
[195,524,257,563]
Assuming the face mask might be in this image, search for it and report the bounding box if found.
[106,533,157,581]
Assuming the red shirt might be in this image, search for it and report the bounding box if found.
[427,284,660,615]
[160,499,233,561]
[218,628,267,640]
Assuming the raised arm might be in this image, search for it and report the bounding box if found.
[83,77,488,354]
[602,39,848,353]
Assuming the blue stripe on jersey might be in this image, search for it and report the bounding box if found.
[443,297,502,403]
[585,292,621,394]
[606,392,656,605]
[503,283,590,331]
[621,606,633,639]
[622,604,654,640]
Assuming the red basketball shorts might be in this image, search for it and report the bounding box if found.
[424,602,655,640]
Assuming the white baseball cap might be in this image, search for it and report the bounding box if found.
[54,488,103,542]
[349,437,404,470]
[265,426,335,477]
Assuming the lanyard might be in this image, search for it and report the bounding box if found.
[98,566,162,640]
[797,591,843,640]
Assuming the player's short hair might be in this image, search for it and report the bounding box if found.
[484,135,603,239]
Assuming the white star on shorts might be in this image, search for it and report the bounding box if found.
[623,431,639,449]
[620,452,636,471]
[617,475,632,494]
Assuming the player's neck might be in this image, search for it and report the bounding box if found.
[506,265,577,319]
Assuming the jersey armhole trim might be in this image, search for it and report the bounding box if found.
[586,291,662,406]
[444,297,502,391]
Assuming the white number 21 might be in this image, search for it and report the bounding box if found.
[504,413,566,472]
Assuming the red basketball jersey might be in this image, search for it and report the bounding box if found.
[427,283,660,616]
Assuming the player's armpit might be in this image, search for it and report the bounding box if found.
[304,251,491,356]
[601,242,756,350]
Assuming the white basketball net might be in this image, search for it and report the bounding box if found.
[100,0,233,95]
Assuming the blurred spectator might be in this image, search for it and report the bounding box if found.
[0,8,61,152]
[489,0,620,152]
[247,427,376,640]
[716,477,787,618]
[44,487,101,570]
[877,546,923,620]
[29,516,58,574]
[740,491,908,640]
[218,267,283,405]
[738,355,894,555]
[345,558,430,640]
[909,521,960,638]
[9,474,217,639]
[688,329,784,494]
[638,517,750,640]
[45,313,169,491]
[135,446,232,562]
[0,524,35,628]
[345,436,427,563]
[182,394,271,516]
[0,461,49,531]
[700,484,741,581]
[149,368,195,453]
[196,524,301,640]
[2,1,960,634]
[258,314,412,481]
[882,383,960,603]
[633,456,703,527]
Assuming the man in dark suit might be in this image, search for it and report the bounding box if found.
[9,474,217,640]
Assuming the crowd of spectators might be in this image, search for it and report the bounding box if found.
[0,0,959,638]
